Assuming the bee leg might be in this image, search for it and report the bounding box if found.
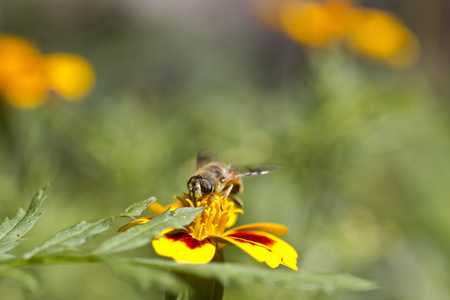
[228,195,243,208]
[219,186,230,211]
[220,185,240,210]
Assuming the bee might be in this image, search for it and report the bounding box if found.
[187,149,280,207]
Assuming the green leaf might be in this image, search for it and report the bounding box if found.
[94,206,204,255]
[0,253,14,262]
[119,197,156,219]
[120,258,377,293]
[102,257,190,295]
[0,185,48,254]
[0,267,40,294]
[0,211,26,240]
[23,217,114,259]
[21,197,156,259]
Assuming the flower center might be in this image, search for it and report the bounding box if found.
[188,195,242,240]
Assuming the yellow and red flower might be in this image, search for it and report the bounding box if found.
[119,194,298,271]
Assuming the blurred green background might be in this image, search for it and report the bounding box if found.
[1,0,449,299]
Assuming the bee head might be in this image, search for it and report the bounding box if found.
[187,175,213,205]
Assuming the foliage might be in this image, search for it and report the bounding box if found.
[1,1,449,299]
[0,186,375,297]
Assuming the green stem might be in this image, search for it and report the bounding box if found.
[2,253,226,300]
[2,254,103,268]
[0,99,12,144]
[165,249,225,300]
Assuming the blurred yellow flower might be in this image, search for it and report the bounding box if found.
[346,9,420,68]
[257,0,420,67]
[45,54,95,101]
[0,34,95,109]
[280,0,353,47]
[0,35,47,108]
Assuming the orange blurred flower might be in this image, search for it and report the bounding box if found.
[346,9,420,68]
[279,0,354,47]
[255,0,420,68]
[0,34,95,109]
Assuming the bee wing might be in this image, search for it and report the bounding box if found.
[229,164,281,178]
[196,149,219,169]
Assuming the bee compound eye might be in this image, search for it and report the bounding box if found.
[200,178,213,195]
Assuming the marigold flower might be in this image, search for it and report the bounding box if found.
[346,9,420,68]
[119,194,298,271]
[256,0,420,67]
[279,0,354,47]
[0,33,95,109]
[0,35,48,108]
[45,54,95,100]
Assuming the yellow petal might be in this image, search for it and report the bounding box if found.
[148,201,184,215]
[225,208,239,228]
[213,230,298,270]
[227,222,289,237]
[152,233,216,264]
[118,216,154,232]
[44,54,95,100]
